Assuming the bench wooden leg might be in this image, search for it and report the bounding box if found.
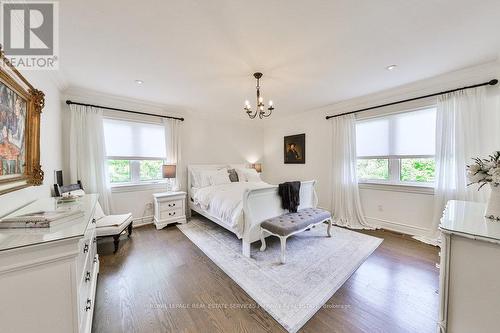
[113,234,120,253]
[128,223,133,237]
[260,229,267,251]
[327,219,332,237]
[279,236,287,264]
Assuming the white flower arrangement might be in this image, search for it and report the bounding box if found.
[466,151,500,189]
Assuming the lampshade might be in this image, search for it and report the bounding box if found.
[252,163,262,173]
[162,165,176,178]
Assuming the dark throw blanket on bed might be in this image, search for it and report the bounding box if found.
[278,181,301,213]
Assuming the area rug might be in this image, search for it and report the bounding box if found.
[178,218,382,333]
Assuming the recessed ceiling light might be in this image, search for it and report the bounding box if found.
[135,79,144,85]
[386,64,398,71]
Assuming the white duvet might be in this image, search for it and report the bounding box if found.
[192,181,273,236]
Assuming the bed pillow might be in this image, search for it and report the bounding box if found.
[235,168,248,182]
[244,168,261,182]
[227,169,239,182]
[197,170,214,188]
[209,168,231,186]
[235,168,261,182]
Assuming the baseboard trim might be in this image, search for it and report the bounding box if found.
[132,215,154,228]
[365,216,431,238]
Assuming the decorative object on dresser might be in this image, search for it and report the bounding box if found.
[0,48,45,195]
[55,181,133,253]
[284,133,305,164]
[438,200,500,333]
[0,209,84,228]
[466,151,500,220]
[153,191,187,229]
[0,194,99,333]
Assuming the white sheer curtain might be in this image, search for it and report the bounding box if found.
[163,118,182,191]
[331,114,372,229]
[424,87,491,244]
[69,104,111,214]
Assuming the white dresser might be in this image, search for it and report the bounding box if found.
[0,194,100,333]
[438,200,500,333]
[153,191,187,229]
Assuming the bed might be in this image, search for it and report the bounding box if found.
[187,164,318,257]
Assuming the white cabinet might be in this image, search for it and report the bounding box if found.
[153,191,187,229]
[0,194,100,333]
[438,200,500,333]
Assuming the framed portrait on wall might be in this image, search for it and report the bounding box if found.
[284,133,305,164]
[0,50,45,195]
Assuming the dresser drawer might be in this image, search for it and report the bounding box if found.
[160,208,184,219]
[77,228,95,281]
[159,199,183,212]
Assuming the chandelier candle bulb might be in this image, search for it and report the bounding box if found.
[269,100,273,106]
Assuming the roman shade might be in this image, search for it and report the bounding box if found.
[103,118,166,159]
[356,107,436,157]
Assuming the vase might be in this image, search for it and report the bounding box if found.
[485,184,500,220]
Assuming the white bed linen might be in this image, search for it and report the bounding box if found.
[192,181,273,237]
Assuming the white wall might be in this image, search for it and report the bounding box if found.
[262,60,500,239]
[0,72,63,217]
[62,88,264,222]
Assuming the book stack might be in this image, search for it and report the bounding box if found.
[0,209,84,229]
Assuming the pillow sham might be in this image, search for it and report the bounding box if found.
[235,168,261,182]
[244,168,261,182]
[209,168,231,186]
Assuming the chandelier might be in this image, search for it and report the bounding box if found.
[244,72,274,119]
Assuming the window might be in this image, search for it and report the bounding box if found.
[356,107,436,186]
[103,118,166,185]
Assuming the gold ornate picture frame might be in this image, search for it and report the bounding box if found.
[0,50,45,195]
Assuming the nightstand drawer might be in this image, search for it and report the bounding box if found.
[160,208,183,219]
[160,199,183,212]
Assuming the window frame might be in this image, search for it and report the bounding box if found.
[106,158,167,187]
[357,155,435,187]
[355,104,437,189]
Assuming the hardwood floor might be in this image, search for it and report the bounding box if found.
[93,221,439,333]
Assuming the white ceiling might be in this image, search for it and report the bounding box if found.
[59,0,500,117]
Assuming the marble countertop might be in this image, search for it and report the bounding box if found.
[0,194,98,251]
[440,200,500,243]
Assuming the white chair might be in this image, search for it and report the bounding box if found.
[54,182,133,253]
[93,202,133,253]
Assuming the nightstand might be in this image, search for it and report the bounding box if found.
[153,191,187,229]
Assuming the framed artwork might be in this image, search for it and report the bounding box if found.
[284,133,305,164]
[0,50,45,195]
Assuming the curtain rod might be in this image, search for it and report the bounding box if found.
[325,79,498,120]
[65,100,185,121]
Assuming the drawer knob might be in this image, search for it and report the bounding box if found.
[93,255,98,264]
[168,203,176,207]
[85,271,91,282]
[169,212,176,216]
[85,298,92,311]
[93,237,97,244]
[83,243,89,253]
[92,218,96,224]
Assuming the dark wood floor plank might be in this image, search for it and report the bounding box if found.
[93,223,439,333]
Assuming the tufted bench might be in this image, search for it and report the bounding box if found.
[260,208,332,263]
